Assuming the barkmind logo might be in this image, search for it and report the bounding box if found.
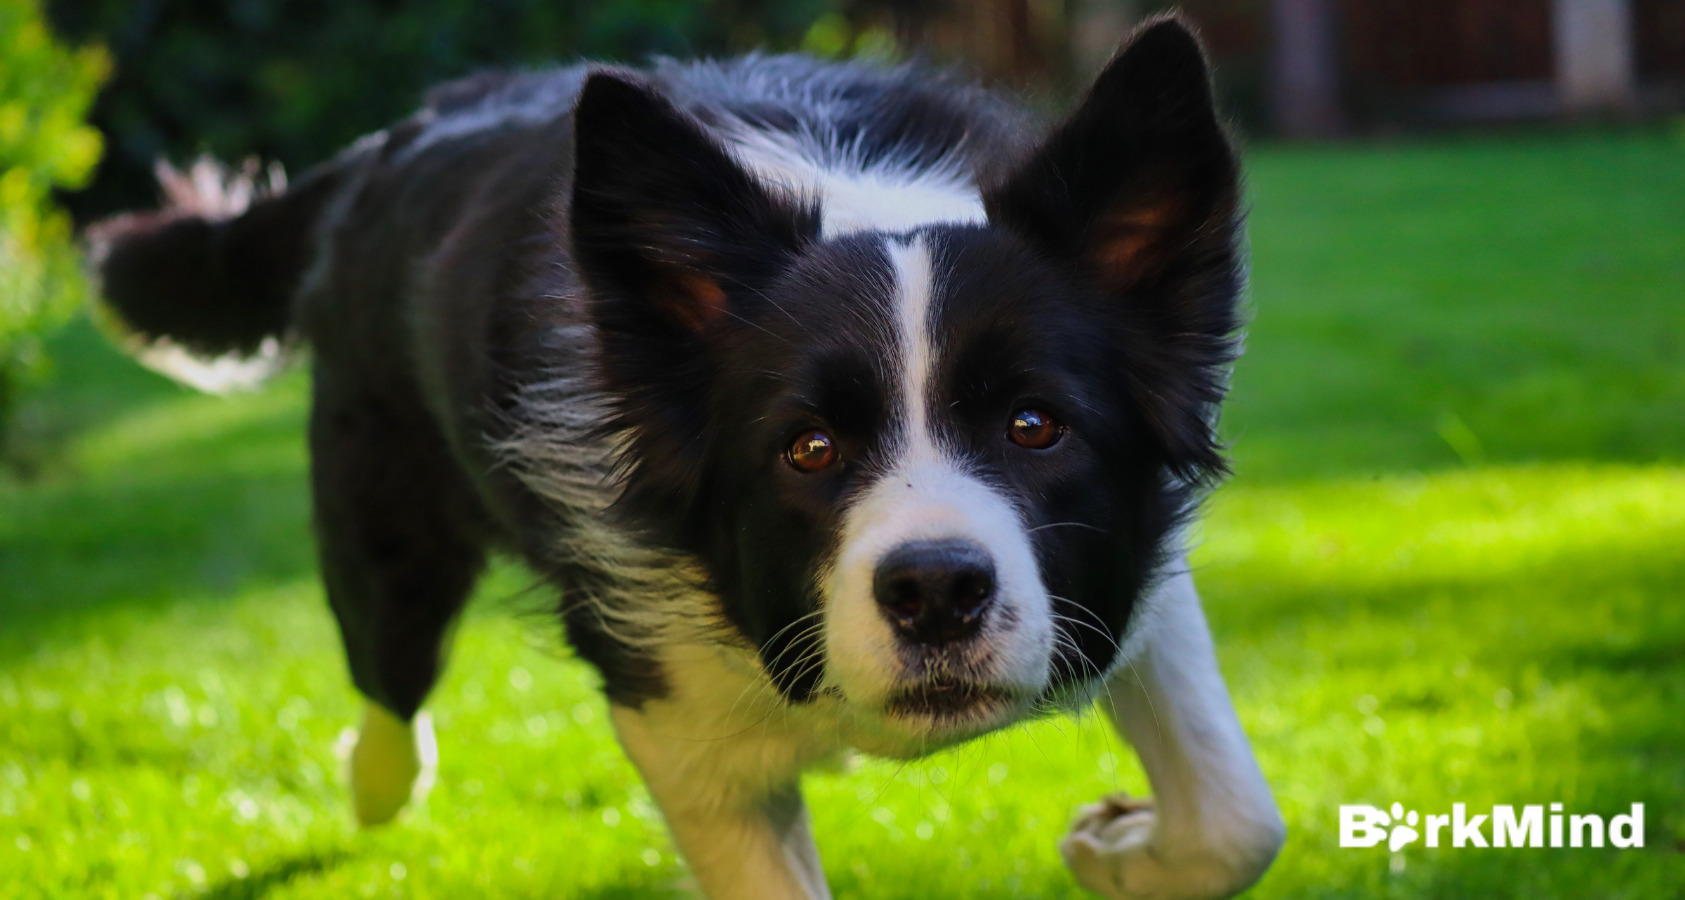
[1340,802,1646,850]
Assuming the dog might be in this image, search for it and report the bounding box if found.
[90,17,1284,899]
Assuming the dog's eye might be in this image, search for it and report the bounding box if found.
[1008,409,1063,450]
[787,429,839,472]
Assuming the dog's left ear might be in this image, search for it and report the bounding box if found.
[985,17,1242,477]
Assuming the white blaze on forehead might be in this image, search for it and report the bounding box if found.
[722,126,986,238]
[887,235,939,454]
[820,234,1053,726]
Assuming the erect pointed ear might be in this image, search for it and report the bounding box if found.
[985,17,1239,295]
[984,17,1242,478]
[567,73,819,536]
[569,71,817,337]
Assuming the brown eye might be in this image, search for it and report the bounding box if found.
[1008,409,1063,449]
[787,429,839,472]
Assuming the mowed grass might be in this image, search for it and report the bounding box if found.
[3,130,1684,898]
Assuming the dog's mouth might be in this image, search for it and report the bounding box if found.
[884,678,1017,725]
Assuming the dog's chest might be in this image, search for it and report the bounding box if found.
[615,643,851,798]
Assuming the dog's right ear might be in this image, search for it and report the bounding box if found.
[569,71,817,338]
[569,72,817,525]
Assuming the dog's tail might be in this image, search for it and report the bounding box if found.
[87,157,344,392]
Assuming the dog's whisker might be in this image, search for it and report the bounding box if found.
[1027,521,1110,535]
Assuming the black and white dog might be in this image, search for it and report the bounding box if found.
[93,17,1283,899]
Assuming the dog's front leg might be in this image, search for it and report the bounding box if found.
[612,704,830,900]
[1061,567,1285,900]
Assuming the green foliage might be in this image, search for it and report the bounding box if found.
[0,0,107,441]
[3,132,1684,897]
[48,0,836,215]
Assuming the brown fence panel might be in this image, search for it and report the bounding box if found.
[1634,0,1685,80]
[1342,0,1554,88]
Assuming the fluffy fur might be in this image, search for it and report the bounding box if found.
[92,17,1281,899]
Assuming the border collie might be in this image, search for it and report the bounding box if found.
[91,17,1283,899]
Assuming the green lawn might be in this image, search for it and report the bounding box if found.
[3,130,1684,899]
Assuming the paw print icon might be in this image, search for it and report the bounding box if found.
[1388,802,1420,851]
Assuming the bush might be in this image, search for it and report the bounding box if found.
[0,0,106,443]
[48,0,832,217]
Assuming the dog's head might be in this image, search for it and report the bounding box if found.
[568,20,1240,753]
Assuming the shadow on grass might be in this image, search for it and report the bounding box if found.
[0,371,317,660]
[0,457,316,653]
[1193,496,1685,898]
[198,849,352,900]
[3,318,187,477]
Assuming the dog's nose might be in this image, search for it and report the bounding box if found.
[873,539,996,645]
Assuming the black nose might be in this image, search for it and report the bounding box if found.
[873,540,996,646]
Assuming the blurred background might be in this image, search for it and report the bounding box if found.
[2,2,1682,899]
[4,0,1684,423]
[36,0,1685,219]
[4,0,1684,442]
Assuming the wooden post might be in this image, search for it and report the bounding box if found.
[873,0,1065,88]
[1269,0,1343,136]
[1553,0,1636,112]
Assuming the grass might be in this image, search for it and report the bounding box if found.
[3,129,1684,898]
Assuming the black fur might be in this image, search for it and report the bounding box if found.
[89,164,345,357]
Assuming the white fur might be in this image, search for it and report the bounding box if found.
[130,335,290,395]
[819,236,1053,752]
[492,362,727,652]
[117,158,296,395]
[344,702,436,827]
[1062,567,1285,900]
[152,156,285,219]
[612,643,842,900]
[722,124,985,237]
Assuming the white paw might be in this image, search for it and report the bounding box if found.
[339,703,436,827]
[1059,794,1281,900]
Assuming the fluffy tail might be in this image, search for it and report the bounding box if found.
[87,157,342,391]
